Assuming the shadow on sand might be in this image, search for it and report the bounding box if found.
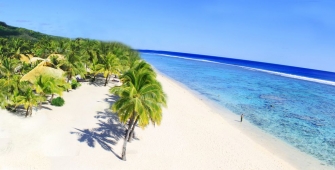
[89,77,106,87]
[70,94,125,159]
[6,102,52,117]
[88,75,121,87]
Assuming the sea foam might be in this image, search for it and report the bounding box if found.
[143,53,335,86]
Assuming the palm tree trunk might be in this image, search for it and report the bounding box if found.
[67,75,71,92]
[121,116,135,161]
[128,117,138,142]
[25,106,30,117]
[7,76,10,102]
[30,107,33,117]
[50,94,54,102]
[104,74,109,86]
[92,75,96,82]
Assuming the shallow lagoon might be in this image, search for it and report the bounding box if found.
[141,53,335,167]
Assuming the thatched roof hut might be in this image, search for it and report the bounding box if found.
[20,54,65,83]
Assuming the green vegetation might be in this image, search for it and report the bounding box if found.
[0,21,62,40]
[0,21,167,160]
[71,79,81,89]
[109,61,167,160]
[51,97,65,107]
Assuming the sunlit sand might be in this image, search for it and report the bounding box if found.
[0,76,295,170]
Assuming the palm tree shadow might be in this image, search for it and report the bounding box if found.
[104,94,119,104]
[89,77,106,87]
[70,102,125,159]
[6,106,27,117]
[40,105,52,110]
[89,75,120,87]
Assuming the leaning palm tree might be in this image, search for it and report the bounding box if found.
[121,61,165,141]
[109,61,167,161]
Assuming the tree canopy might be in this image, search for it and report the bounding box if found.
[0,21,167,161]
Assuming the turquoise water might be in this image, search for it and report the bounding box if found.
[141,53,335,166]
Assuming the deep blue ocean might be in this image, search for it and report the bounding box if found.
[139,50,335,167]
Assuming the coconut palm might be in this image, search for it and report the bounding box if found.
[7,38,31,60]
[124,61,166,141]
[32,38,49,58]
[0,79,8,108]
[0,74,22,110]
[0,58,20,101]
[7,90,22,112]
[60,43,87,83]
[81,39,99,68]
[96,53,121,86]
[34,75,65,103]
[17,61,34,75]
[109,61,167,161]
[48,54,64,69]
[88,56,101,82]
[0,58,20,78]
[17,81,45,117]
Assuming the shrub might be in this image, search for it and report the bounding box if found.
[51,97,65,106]
[71,79,81,89]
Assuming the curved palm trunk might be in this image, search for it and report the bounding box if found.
[104,74,109,86]
[128,117,138,142]
[121,116,135,161]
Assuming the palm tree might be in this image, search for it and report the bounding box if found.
[17,81,45,117]
[18,61,34,75]
[0,79,8,108]
[81,39,99,70]
[33,75,65,103]
[96,53,121,86]
[109,61,167,161]
[0,58,20,101]
[53,78,71,100]
[7,90,22,112]
[61,42,87,84]
[88,57,101,82]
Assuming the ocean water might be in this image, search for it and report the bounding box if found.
[140,51,335,167]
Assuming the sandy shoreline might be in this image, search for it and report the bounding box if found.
[0,74,331,169]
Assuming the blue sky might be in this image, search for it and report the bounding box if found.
[0,0,334,72]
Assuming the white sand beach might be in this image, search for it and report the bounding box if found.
[0,75,297,170]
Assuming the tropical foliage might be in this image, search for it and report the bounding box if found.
[71,79,81,89]
[0,21,167,161]
[0,26,141,116]
[51,97,65,107]
[110,61,167,160]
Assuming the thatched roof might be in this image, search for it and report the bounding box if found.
[20,54,65,83]
[20,61,64,83]
[20,54,44,64]
[19,54,32,63]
